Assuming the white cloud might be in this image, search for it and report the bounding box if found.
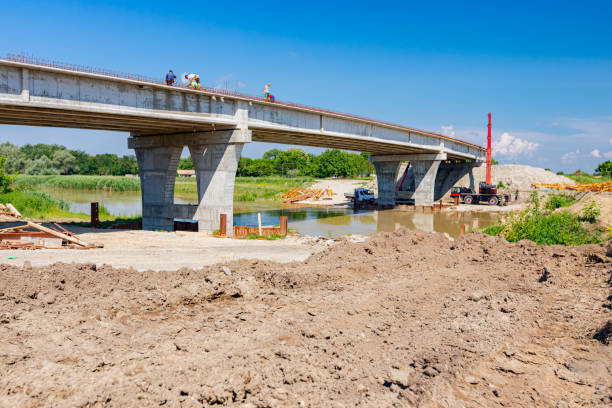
[440,125,455,138]
[561,149,581,164]
[590,149,601,158]
[492,132,539,157]
[604,151,612,159]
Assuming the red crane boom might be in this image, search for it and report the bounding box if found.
[486,112,492,185]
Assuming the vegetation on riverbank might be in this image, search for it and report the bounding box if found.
[0,190,86,220]
[17,174,315,202]
[483,192,603,245]
[15,175,141,192]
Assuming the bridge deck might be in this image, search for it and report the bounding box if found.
[0,54,485,159]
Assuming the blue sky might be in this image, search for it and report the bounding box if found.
[0,0,610,172]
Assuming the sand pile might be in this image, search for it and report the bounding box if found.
[0,228,610,407]
[455,164,574,192]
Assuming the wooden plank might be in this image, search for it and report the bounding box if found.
[26,222,94,247]
[6,203,22,218]
[0,225,29,232]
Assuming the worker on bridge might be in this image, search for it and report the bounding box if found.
[165,70,176,86]
[185,73,201,89]
[263,82,274,101]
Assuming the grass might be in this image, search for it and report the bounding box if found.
[564,172,612,184]
[14,175,316,202]
[0,189,142,226]
[482,192,603,246]
[246,233,284,240]
[0,190,87,220]
[15,175,141,192]
[544,193,576,210]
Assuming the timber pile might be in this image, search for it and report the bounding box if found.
[281,187,333,203]
[0,202,22,218]
[0,204,102,250]
[532,180,612,193]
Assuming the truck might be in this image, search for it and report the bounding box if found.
[450,182,509,206]
[344,188,376,209]
[451,113,510,206]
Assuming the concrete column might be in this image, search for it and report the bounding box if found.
[133,145,182,231]
[411,159,442,206]
[189,142,244,235]
[372,160,401,207]
[433,162,480,201]
[372,152,447,207]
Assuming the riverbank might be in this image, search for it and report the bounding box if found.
[1,227,609,406]
[15,175,314,198]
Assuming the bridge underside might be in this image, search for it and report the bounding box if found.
[0,104,476,159]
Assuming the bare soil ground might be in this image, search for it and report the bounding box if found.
[0,228,325,272]
[564,192,612,227]
[1,228,610,407]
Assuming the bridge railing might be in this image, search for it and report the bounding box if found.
[2,53,485,151]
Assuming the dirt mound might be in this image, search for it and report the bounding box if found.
[455,164,574,192]
[1,228,610,407]
[563,191,612,226]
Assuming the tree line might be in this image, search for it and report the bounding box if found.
[179,148,375,178]
[0,142,138,176]
[1,142,374,178]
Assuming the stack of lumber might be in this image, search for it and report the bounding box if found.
[280,187,333,203]
[532,180,612,193]
[0,202,22,218]
[0,203,102,250]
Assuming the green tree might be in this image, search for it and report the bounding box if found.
[24,155,59,175]
[0,156,17,193]
[491,158,499,165]
[596,161,612,176]
[0,142,29,174]
[52,150,78,174]
[178,156,194,170]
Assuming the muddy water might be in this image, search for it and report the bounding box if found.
[40,188,496,237]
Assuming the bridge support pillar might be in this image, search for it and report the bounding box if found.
[129,129,251,233]
[372,160,401,208]
[433,162,480,201]
[133,145,182,231]
[189,141,245,236]
[373,152,447,207]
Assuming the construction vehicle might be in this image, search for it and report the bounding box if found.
[451,113,510,206]
[345,188,376,209]
[450,182,509,205]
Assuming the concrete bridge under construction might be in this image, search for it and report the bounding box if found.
[0,56,485,234]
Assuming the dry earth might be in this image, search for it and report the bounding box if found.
[1,228,610,407]
[0,229,326,272]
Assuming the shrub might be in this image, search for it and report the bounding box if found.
[545,193,576,210]
[483,193,602,245]
[0,155,17,193]
[579,201,600,223]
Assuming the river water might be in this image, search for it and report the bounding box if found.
[40,188,497,238]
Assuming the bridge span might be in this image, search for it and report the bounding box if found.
[0,55,485,234]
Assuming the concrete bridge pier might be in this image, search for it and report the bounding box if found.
[372,160,401,207]
[433,162,479,201]
[189,140,245,235]
[128,129,251,234]
[372,153,447,207]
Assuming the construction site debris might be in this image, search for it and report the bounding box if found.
[0,219,101,250]
[533,180,612,193]
[281,187,333,203]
